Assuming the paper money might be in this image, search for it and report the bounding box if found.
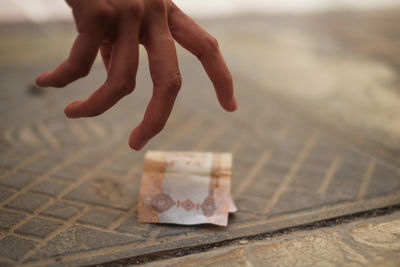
[138,151,237,226]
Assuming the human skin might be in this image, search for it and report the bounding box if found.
[35,0,237,150]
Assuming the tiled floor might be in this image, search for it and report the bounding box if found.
[0,10,399,266]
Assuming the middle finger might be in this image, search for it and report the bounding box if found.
[65,1,144,118]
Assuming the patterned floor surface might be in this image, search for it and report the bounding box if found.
[0,11,399,266]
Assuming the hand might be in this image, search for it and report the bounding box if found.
[36,0,237,150]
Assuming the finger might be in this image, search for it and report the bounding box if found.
[167,2,237,111]
[65,3,143,118]
[36,33,102,88]
[36,5,114,88]
[129,18,181,150]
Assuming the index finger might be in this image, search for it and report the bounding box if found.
[36,4,113,88]
[167,2,237,111]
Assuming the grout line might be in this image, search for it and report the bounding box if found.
[20,125,41,146]
[73,222,141,238]
[358,158,376,198]
[56,146,127,201]
[158,112,205,150]
[70,121,91,143]
[0,184,18,191]
[0,148,87,208]
[0,255,15,264]
[36,214,67,223]
[230,140,243,154]
[19,205,90,265]
[263,131,319,215]
[85,120,107,139]
[11,232,43,242]
[18,139,126,263]
[318,156,341,194]
[17,111,205,263]
[235,192,400,231]
[17,191,130,215]
[234,150,272,197]
[107,167,141,230]
[0,150,46,180]
[22,203,400,267]
[193,123,227,151]
[2,206,32,216]
[0,141,115,249]
[36,122,60,148]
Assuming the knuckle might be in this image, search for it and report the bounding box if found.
[113,80,136,96]
[165,73,182,96]
[204,34,219,51]
[197,34,219,58]
[69,62,90,79]
[221,71,233,84]
[148,0,167,13]
[124,0,144,17]
[90,5,116,24]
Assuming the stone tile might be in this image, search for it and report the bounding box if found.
[77,208,122,228]
[103,151,142,174]
[242,178,280,199]
[74,149,110,166]
[44,146,78,160]
[4,193,50,213]
[0,235,37,261]
[269,190,326,216]
[28,225,141,261]
[143,213,400,267]
[236,195,269,214]
[0,187,13,202]
[325,158,368,201]
[0,168,7,175]
[115,214,150,234]
[290,169,328,191]
[156,225,197,239]
[22,157,61,174]
[65,177,136,211]
[366,163,400,197]
[104,159,135,174]
[15,217,64,239]
[30,179,68,197]
[228,211,259,224]
[0,154,22,169]
[40,200,84,220]
[0,171,37,189]
[0,261,14,267]
[52,164,89,181]
[0,209,26,231]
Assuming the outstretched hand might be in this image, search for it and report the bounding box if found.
[36,0,237,150]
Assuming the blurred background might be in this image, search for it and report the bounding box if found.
[1,0,400,22]
[2,0,400,153]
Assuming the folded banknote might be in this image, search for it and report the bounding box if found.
[138,151,237,226]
